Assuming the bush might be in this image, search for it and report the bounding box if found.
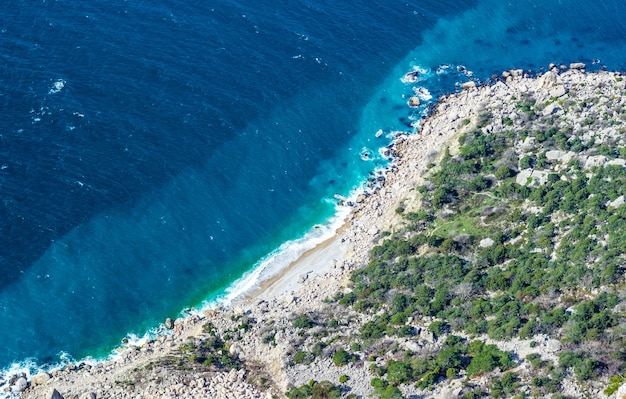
[293,351,311,365]
[380,385,404,399]
[339,374,349,384]
[287,380,341,399]
[467,341,513,377]
[605,375,625,396]
[428,321,449,339]
[386,360,413,385]
[293,315,315,329]
[311,381,342,399]
[495,165,514,180]
[332,349,351,367]
[525,353,542,368]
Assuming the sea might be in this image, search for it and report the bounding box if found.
[1,0,625,388]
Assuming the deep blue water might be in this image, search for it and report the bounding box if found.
[0,0,624,378]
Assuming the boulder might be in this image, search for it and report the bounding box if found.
[461,81,476,90]
[31,372,51,386]
[229,343,242,356]
[545,339,561,353]
[165,318,174,329]
[539,71,557,88]
[584,155,607,169]
[569,62,586,70]
[408,96,420,107]
[542,102,561,116]
[548,84,566,98]
[79,393,97,399]
[14,377,28,391]
[479,238,495,248]
[608,195,625,209]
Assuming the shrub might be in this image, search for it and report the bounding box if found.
[386,360,413,385]
[293,315,315,329]
[525,353,542,368]
[311,381,341,398]
[332,349,351,367]
[339,374,349,384]
[467,341,513,377]
[519,155,534,169]
[495,165,514,180]
[428,321,449,339]
[293,351,311,365]
[605,375,625,396]
[380,385,404,399]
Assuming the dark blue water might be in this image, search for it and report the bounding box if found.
[0,0,624,378]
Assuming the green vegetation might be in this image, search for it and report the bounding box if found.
[177,332,242,371]
[325,100,626,396]
[286,380,342,399]
[332,349,356,367]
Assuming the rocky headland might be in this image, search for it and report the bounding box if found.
[14,65,626,399]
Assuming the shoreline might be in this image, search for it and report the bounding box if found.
[3,69,509,395]
[15,66,626,399]
[239,226,347,305]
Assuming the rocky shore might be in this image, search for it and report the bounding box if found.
[16,65,626,399]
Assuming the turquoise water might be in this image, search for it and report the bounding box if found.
[0,0,624,383]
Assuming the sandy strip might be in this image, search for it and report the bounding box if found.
[243,233,347,302]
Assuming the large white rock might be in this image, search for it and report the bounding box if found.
[569,62,586,70]
[461,81,476,90]
[607,195,625,209]
[584,155,607,169]
[548,85,566,98]
[14,377,28,391]
[479,238,495,248]
[607,158,626,167]
[31,372,51,386]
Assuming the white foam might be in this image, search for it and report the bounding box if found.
[0,356,72,398]
[360,146,373,161]
[48,79,65,94]
[400,65,429,84]
[412,86,432,101]
[436,64,451,75]
[209,202,353,307]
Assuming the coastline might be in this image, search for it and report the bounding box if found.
[16,66,626,399]
[17,86,452,396]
